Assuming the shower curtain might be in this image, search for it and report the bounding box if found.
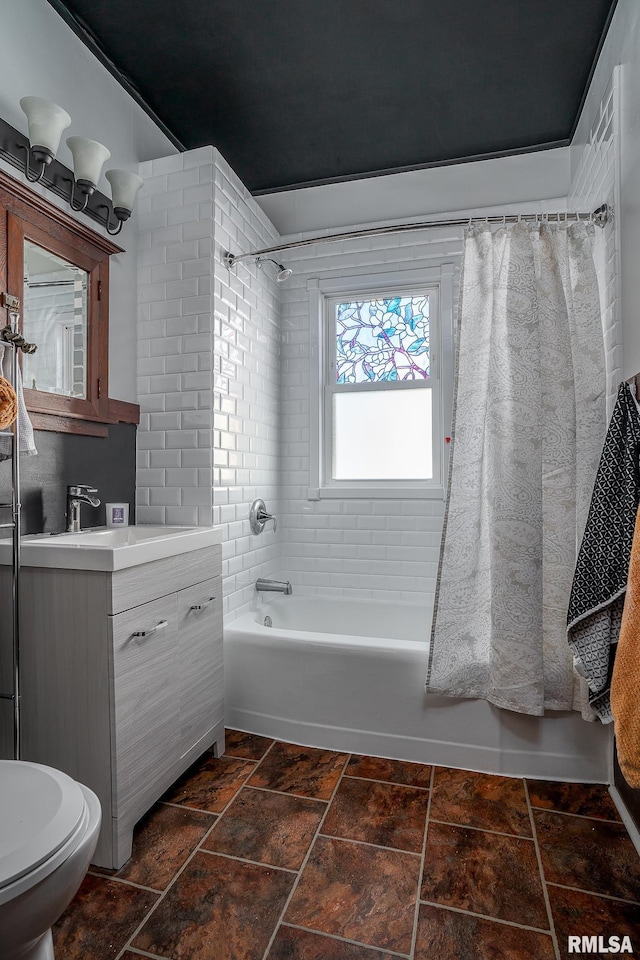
[426,222,606,716]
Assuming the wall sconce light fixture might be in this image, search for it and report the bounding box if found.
[19,97,71,183]
[103,169,144,235]
[66,136,111,211]
[11,96,142,232]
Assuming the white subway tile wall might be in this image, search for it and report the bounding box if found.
[569,67,621,412]
[137,148,281,615]
[274,230,462,602]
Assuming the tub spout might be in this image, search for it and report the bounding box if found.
[256,578,293,595]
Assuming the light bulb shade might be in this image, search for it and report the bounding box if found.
[66,137,110,186]
[105,169,143,215]
[19,97,71,157]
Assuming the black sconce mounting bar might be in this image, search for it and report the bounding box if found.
[0,116,121,233]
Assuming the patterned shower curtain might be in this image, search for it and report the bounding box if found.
[426,222,606,716]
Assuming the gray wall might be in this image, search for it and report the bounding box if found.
[0,425,136,535]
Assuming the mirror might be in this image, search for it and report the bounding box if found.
[22,240,88,398]
[0,171,129,434]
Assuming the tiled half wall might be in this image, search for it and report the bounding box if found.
[136,147,281,616]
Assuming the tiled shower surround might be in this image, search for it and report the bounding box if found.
[274,228,460,602]
[54,732,640,959]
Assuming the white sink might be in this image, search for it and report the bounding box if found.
[0,525,222,571]
[49,525,188,546]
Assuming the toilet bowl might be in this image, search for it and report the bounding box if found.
[0,760,101,960]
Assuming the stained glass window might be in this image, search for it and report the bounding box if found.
[335,295,430,384]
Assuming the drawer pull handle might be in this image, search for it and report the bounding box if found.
[132,619,169,639]
[190,597,215,611]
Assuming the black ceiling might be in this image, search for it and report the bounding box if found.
[48,0,618,194]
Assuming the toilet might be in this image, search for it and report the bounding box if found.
[0,760,101,960]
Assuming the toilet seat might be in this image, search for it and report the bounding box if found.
[0,761,89,903]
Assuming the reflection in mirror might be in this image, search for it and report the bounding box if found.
[22,240,88,398]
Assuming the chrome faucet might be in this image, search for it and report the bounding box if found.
[66,484,101,533]
[256,578,292,595]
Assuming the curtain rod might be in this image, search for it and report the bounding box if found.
[224,203,610,269]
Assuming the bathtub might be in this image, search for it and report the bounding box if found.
[224,594,609,782]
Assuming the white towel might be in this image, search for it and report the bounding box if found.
[0,342,37,461]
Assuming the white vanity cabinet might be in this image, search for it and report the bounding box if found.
[13,541,224,868]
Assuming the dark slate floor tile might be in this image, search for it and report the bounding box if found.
[346,754,432,788]
[267,925,399,959]
[421,821,548,928]
[430,767,531,836]
[548,884,640,960]
[322,776,429,852]
[415,903,556,960]
[202,786,326,870]
[162,754,256,813]
[248,741,347,800]
[110,802,214,890]
[132,851,294,960]
[224,728,275,760]
[526,779,621,821]
[534,809,640,903]
[55,739,640,960]
[53,874,158,959]
[285,835,420,954]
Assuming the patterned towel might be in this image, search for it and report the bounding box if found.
[611,504,640,786]
[567,381,640,721]
[0,342,37,461]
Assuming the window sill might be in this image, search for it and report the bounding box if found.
[307,485,445,501]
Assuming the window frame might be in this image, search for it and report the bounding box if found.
[307,264,455,500]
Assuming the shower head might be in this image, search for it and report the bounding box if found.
[256,257,292,282]
[275,264,292,282]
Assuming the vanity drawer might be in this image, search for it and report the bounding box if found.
[108,544,222,613]
[109,594,180,818]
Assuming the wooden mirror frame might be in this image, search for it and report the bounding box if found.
[0,169,138,436]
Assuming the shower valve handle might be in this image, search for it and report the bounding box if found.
[250,499,277,534]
